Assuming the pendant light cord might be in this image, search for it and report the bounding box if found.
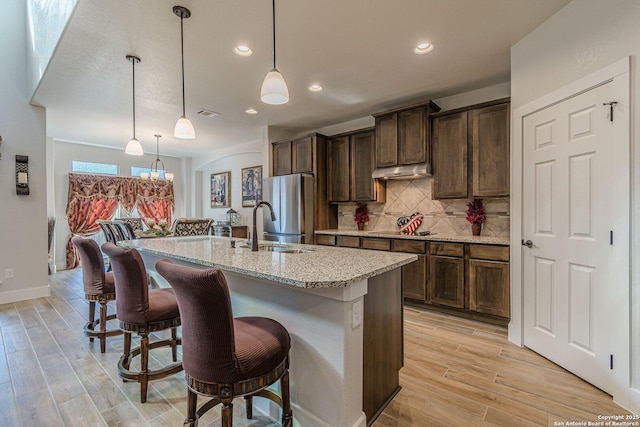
[132,59,136,139]
[272,0,276,69]
[180,14,186,116]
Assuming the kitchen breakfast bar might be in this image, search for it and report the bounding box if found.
[120,236,416,427]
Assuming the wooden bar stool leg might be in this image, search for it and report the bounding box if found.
[244,396,253,419]
[123,332,132,370]
[184,388,198,427]
[88,301,96,342]
[99,301,107,353]
[171,327,178,362]
[281,370,292,426]
[221,397,233,427]
[140,333,149,403]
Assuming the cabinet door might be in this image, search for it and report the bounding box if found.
[402,254,426,301]
[398,107,427,165]
[328,136,350,202]
[292,136,314,174]
[350,131,377,201]
[428,255,464,308]
[468,259,509,317]
[272,141,292,176]
[471,103,510,197]
[432,112,468,199]
[375,114,398,167]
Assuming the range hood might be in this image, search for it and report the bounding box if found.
[372,163,431,180]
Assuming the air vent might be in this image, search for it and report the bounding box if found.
[196,109,220,118]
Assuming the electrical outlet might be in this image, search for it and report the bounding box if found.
[352,300,362,328]
[5,268,14,279]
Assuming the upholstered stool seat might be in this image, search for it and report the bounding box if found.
[102,243,182,403]
[71,237,123,353]
[156,260,292,427]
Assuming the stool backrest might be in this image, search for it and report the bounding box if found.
[72,236,108,294]
[101,243,150,324]
[155,259,237,382]
[170,218,213,236]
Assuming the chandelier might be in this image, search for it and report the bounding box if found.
[140,135,174,183]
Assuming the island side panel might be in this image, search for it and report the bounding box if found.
[363,267,403,425]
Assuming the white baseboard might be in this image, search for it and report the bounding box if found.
[0,286,51,305]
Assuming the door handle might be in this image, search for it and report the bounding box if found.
[522,239,535,248]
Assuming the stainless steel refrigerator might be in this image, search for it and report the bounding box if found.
[262,174,314,244]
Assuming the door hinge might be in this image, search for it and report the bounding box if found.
[603,101,618,122]
[610,354,614,370]
[610,230,613,245]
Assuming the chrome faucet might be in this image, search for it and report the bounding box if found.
[252,200,276,251]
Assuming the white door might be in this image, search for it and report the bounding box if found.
[522,80,629,396]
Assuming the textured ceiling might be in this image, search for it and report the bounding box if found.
[33,0,571,157]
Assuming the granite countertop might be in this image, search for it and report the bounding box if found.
[119,236,416,289]
[315,229,510,246]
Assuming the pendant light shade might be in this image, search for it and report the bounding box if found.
[173,6,195,139]
[125,55,144,156]
[261,68,289,105]
[261,0,289,105]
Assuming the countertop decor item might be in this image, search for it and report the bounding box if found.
[354,203,369,230]
[466,198,486,236]
[397,212,424,235]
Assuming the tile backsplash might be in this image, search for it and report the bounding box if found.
[337,177,510,237]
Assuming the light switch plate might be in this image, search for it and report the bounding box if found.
[5,268,14,279]
[352,300,362,328]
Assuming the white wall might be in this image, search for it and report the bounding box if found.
[0,0,49,304]
[52,140,185,270]
[510,0,640,410]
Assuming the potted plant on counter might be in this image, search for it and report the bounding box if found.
[466,198,486,236]
[354,203,369,231]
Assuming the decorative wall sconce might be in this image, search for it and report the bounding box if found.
[15,155,29,195]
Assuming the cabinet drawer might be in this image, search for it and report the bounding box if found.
[430,242,464,257]
[361,237,391,251]
[392,239,426,254]
[315,234,336,246]
[469,244,509,262]
[336,235,361,248]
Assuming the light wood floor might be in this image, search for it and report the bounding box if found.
[0,268,630,426]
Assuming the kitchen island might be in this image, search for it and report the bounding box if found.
[119,236,416,427]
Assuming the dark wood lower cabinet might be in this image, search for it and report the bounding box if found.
[402,255,426,301]
[428,255,465,308]
[468,259,510,317]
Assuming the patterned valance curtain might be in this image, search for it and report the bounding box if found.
[65,173,174,269]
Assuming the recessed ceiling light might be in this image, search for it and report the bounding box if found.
[308,84,323,92]
[245,108,258,114]
[234,45,253,56]
[414,42,434,55]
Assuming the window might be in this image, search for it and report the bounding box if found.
[71,161,118,175]
[131,166,166,179]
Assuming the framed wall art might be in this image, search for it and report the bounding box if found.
[210,171,231,208]
[241,165,263,207]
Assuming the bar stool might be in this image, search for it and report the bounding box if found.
[101,243,182,403]
[71,237,123,353]
[156,259,292,427]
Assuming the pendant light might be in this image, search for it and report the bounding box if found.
[173,5,195,139]
[140,135,174,183]
[125,55,144,155]
[260,0,289,105]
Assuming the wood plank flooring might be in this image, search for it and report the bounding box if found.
[0,268,630,426]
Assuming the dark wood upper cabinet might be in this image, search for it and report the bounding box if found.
[272,140,292,176]
[373,101,440,169]
[398,107,428,165]
[432,112,469,199]
[432,99,510,199]
[327,136,350,202]
[291,136,314,174]
[350,131,377,201]
[328,129,384,203]
[471,103,510,197]
[374,114,398,167]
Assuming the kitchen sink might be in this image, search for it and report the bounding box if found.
[238,243,313,253]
